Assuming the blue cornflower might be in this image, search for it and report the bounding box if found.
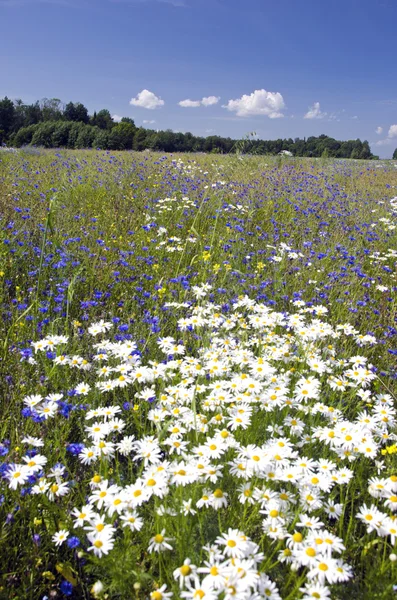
[0,444,9,457]
[67,536,81,549]
[60,580,73,596]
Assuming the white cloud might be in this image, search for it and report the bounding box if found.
[178,99,201,108]
[130,89,164,110]
[375,124,397,146]
[304,102,327,120]
[351,115,358,120]
[178,96,220,108]
[223,89,285,118]
[201,95,220,106]
[143,119,156,124]
[112,114,122,123]
[388,124,397,138]
[376,126,383,134]
[375,138,393,147]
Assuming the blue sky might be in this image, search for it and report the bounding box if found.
[1,0,397,156]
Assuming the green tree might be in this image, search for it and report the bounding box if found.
[12,99,26,132]
[64,102,89,123]
[393,148,397,160]
[67,122,83,148]
[24,102,42,126]
[133,128,149,151]
[75,124,98,149]
[12,124,37,147]
[0,96,16,137]
[0,95,378,158]
[64,102,77,121]
[31,122,58,147]
[108,122,136,150]
[51,122,73,147]
[121,117,135,126]
[151,130,176,152]
[40,98,63,121]
[93,130,110,149]
[93,109,113,130]
[339,141,354,158]
[73,102,89,123]
[360,140,371,159]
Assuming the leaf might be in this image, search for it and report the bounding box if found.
[189,225,199,237]
[55,563,78,586]
[362,539,382,556]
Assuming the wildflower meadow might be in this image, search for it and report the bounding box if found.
[1,148,397,600]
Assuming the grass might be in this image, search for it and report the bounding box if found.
[0,149,396,600]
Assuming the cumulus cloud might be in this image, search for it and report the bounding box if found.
[376,126,383,134]
[304,102,327,120]
[112,115,122,122]
[377,124,397,146]
[388,124,397,138]
[201,96,220,106]
[130,89,164,110]
[178,95,220,108]
[223,89,285,118]
[178,99,201,108]
[375,138,393,147]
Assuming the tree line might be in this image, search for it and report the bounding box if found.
[0,96,389,159]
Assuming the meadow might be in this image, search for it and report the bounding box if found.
[0,148,396,600]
